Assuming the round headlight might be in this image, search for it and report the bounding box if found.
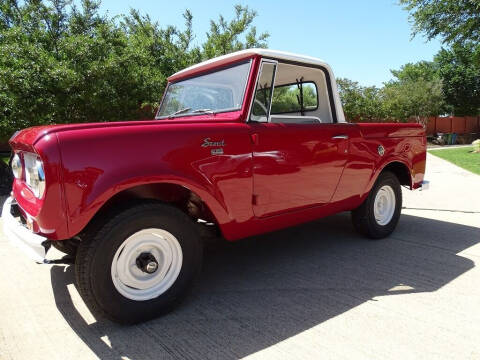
[34,159,46,198]
[11,153,22,179]
[24,152,46,198]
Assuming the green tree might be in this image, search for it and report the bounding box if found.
[400,0,480,45]
[434,43,480,116]
[389,46,480,116]
[399,0,480,116]
[202,5,268,59]
[0,0,268,141]
[336,78,385,122]
[390,60,438,82]
[382,77,445,124]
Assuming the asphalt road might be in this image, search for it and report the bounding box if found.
[1,153,479,360]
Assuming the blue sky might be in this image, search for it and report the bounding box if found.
[98,0,443,87]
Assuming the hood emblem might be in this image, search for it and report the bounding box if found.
[202,138,225,147]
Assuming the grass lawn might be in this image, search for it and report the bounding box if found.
[428,146,480,175]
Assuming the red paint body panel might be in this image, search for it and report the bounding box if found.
[56,120,254,239]
[8,55,426,242]
[250,122,354,217]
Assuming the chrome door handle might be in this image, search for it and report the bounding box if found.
[332,135,349,140]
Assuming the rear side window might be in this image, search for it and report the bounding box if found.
[271,82,318,114]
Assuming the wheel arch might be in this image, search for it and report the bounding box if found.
[76,181,228,239]
[380,161,412,188]
[362,159,412,201]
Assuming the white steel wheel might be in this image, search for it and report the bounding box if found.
[373,185,396,226]
[111,228,183,301]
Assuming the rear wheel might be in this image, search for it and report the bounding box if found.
[351,171,402,239]
[75,202,202,324]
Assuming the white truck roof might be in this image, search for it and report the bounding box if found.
[170,49,332,78]
[169,49,346,123]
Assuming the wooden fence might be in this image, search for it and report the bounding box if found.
[350,116,480,136]
[425,116,480,136]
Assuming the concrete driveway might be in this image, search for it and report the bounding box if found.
[1,153,479,360]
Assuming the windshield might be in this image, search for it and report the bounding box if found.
[156,61,251,119]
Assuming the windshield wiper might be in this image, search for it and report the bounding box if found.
[167,107,191,118]
[191,108,215,115]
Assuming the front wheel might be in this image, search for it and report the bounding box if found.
[75,202,202,324]
[351,171,402,239]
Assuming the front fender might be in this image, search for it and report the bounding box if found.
[65,172,233,239]
[56,122,253,239]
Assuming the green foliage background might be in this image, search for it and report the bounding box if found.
[400,0,479,46]
[337,47,479,123]
[338,0,480,123]
[0,0,478,138]
[0,0,268,141]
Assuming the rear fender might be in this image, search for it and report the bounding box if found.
[361,158,412,201]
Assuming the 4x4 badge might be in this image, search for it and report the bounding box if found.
[210,148,224,155]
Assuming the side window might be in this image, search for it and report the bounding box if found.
[250,62,276,122]
[271,62,333,124]
[271,82,318,114]
[249,60,333,124]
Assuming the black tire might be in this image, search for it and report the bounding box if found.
[51,238,80,257]
[75,202,202,324]
[351,171,402,239]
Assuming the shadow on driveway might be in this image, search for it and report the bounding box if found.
[50,212,479,359]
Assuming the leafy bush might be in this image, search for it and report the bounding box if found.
[336,78,385,122]
[0,0,268,141]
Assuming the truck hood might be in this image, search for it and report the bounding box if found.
[9,121,151,151]
[8,112,242,152]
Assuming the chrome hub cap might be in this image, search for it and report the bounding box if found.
[136,252,159,274]
[373,185,396,226]
[111,228,183,301]
[146,261,158,274]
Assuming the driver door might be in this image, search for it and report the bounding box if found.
[249,59,350,218]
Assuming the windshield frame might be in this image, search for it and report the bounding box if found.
[155,59,253,120]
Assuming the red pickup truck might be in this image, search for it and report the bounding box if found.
[3,49,427,324]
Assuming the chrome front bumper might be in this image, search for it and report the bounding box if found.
[1,197,50,263]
